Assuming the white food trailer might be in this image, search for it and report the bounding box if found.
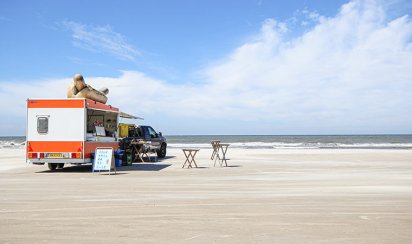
[26,98,135,170]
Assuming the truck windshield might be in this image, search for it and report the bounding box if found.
[148,127,157,138]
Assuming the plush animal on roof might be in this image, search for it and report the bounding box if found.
[67,74,109,104]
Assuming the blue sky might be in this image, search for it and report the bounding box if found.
[1,0,412,135]
[0,0,348,81]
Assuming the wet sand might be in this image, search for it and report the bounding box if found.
[0,148,411,243]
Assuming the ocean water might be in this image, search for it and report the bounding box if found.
[0,136,26,149]
[2,135,412,149]
[166,135,412,149]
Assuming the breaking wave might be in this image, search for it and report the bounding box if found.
[0,139,26,149]
[168,141,412,149]
[2,135,412,150]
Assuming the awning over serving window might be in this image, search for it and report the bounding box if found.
[119,112,144,120]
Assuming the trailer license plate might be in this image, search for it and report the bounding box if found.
[47,153,63,158]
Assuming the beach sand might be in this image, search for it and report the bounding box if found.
[0,148,411,243]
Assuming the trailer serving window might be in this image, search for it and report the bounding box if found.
[86,109,118,140]
[37,116,49,134]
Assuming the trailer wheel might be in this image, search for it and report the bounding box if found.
[47,163,58,171]
[57,163,64,169]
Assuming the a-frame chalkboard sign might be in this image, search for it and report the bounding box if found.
[93,147,116,175]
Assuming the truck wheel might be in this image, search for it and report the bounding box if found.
[57,163,64,169]
[157,144,167,158]
[48,163,58,170]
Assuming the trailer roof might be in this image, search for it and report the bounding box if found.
[27,98,143,119]
[27,98,119,112]
[85,99,119,112]
[27,99,85,109]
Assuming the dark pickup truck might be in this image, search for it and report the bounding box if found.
[119,125,167,161]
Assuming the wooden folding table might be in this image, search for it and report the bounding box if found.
[182,148,200,168]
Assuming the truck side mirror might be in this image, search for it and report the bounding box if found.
[158,132,162,137]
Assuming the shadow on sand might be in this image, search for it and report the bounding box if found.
[35,157,175,173]
[136,155,176,163]
[158,156,176,161]
[119,163,172,171]
[36,165,93,174]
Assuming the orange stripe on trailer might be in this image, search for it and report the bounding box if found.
[84,141,119,158]
[85,99,119,112]
[28,99,85,108]
[27,141,83,153]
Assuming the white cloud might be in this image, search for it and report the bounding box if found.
[2,0,412,134]
[63,21,140,61]
[199,0,412,131]
[0,77,71,117]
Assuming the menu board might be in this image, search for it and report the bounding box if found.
[93,147,115,174]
